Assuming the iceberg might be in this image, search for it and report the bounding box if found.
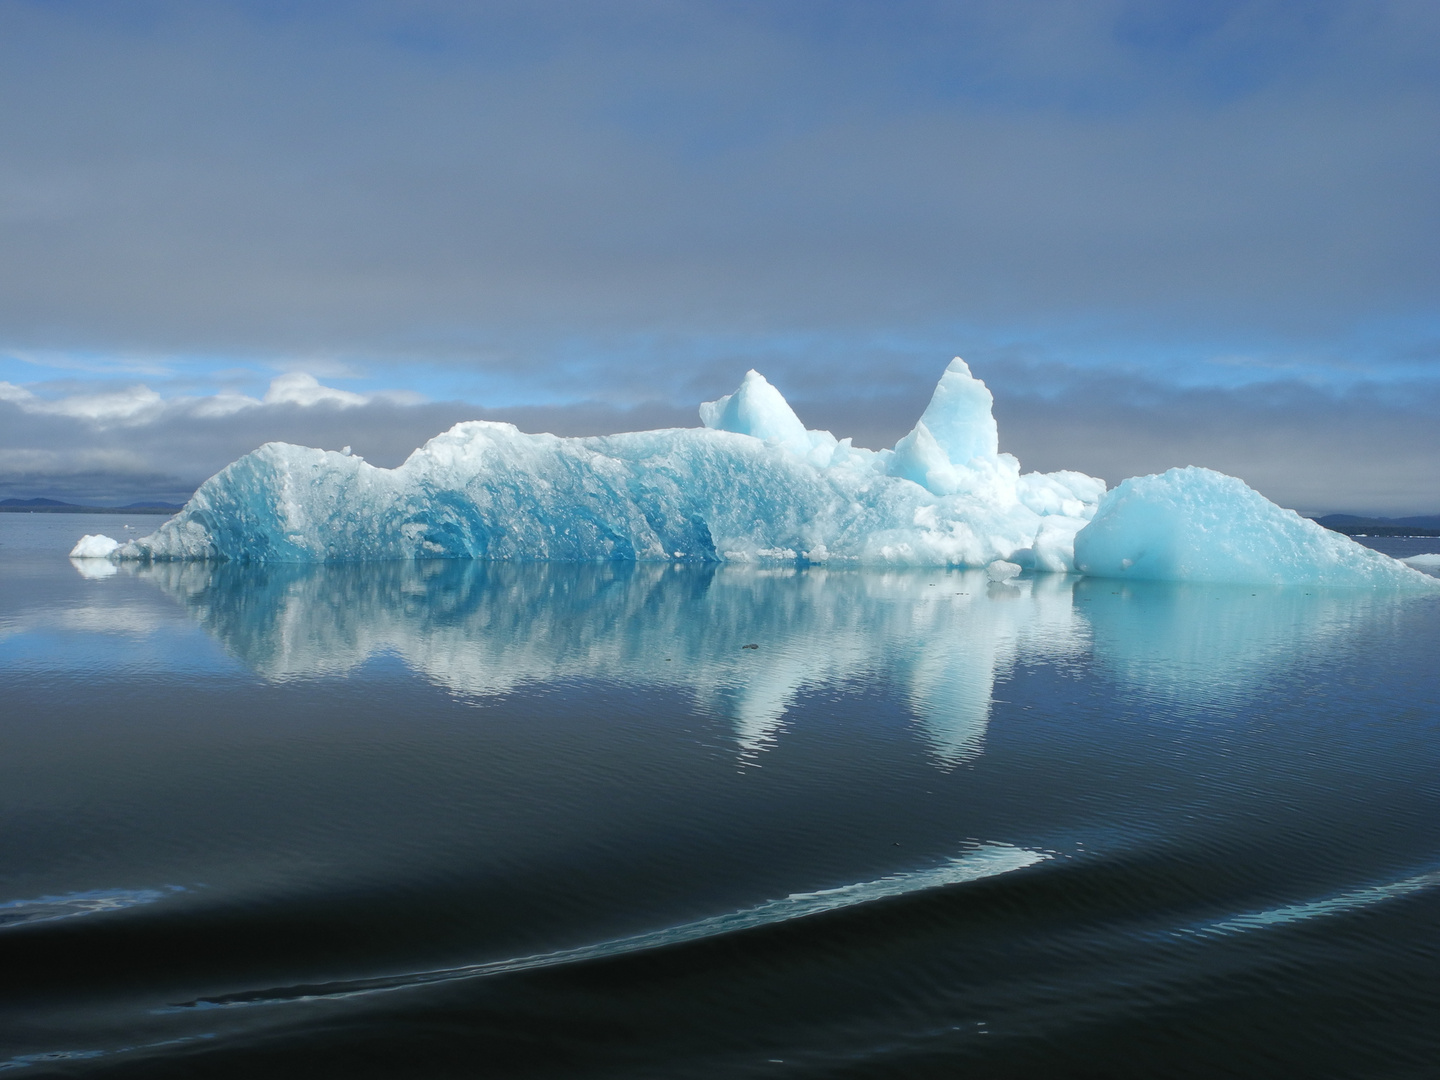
[69,534,120,559]
[86,358,1435,587]
[105,359,1105,571]
[1073,467,1431,587]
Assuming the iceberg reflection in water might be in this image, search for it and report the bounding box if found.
[122,560,1405,766]
[130,560,1087,765]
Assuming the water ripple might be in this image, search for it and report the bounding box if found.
[173,842,1048,1010]
[1182,867,1440,940]
[0,886,184,929]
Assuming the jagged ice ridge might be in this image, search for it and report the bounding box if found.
[74,359,1435,587]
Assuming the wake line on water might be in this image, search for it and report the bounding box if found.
[1179,866,1440,940]
[0,886,185,929]
[0,1036,215,1074]
[169,843,1049,1011]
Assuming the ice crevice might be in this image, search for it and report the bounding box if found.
[73,359,1436,587]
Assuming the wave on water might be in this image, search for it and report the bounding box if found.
[0,887,184,929]
[173,843,1049,1010]
[1182,866,1440,940]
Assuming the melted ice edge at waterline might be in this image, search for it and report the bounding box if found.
[73,360,1435,587]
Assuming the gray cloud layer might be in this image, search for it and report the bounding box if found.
[2,0,1437,358]
[1,1,1438,513]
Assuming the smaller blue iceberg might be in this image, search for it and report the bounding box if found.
[1075,467,1430,587]
[74,360,1435,588]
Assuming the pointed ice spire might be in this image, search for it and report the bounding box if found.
[888,358,1009,496]
[699,370,810,448]
[914,357,999,465]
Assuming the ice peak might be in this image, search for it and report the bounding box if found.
[699,370,810,449]
[912,357,999,466]
[886,358,1006,496]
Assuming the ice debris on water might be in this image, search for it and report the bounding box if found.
[79,358,1438,587]
[1403,554,1440,578]
[69,534,120,559]
[986,560,1022,583]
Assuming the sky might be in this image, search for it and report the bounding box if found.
[1,0,1438,515]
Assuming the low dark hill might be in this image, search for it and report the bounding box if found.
[0,498,183,514]
[1314,514,1440,537]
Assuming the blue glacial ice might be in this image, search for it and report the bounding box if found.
[80,358,1436,587]
[102,359,1102,570]
[1074,467,1431,587]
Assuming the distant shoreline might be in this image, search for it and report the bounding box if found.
[0,501,182,515]
[1320,525,1440,538]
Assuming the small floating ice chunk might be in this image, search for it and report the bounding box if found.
[70,534,120,559]
[1403,554,1440,577]
[986,560,1021,582]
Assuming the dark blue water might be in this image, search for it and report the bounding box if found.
[3,515,1440,1078]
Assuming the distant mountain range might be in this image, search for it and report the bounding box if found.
[1313,514,1440,537]
[0,498,184,514]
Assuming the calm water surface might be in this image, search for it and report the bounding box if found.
[2,514,1439,1078]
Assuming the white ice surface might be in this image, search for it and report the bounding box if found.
[69,534,120,559]
[100,360,1434,587]
[1073,467,1434,587]
[986,560,1021,582]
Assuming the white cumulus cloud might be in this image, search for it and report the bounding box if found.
[0,373,420,428]
[263,372,371,408]
[0,381,165,423]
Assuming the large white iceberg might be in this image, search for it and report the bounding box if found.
[107,359,1104,570]
[91,358,1435,587]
